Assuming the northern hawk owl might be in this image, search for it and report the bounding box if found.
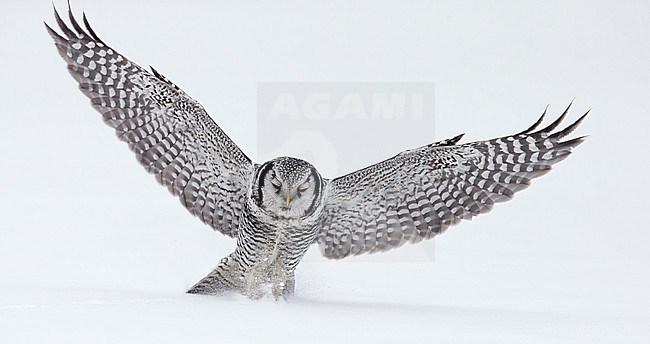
[46,5,588,300]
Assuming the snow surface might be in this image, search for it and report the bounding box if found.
[2,260,648,343]
[2,0,650,343]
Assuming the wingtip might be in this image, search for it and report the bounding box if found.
[52,1,76,39]
[517,105,548,135]
[67,0,89,37]
[81,11,106,44]
[44,21,63,40]
[549,109,590,141]
[532,100,574,135]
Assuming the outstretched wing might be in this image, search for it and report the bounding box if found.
[45,5,254,238]
[318,104,588,259]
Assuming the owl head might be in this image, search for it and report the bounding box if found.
[252,157,324,218]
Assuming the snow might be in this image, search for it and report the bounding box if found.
[2,0,650,342]
[2,260,648,343]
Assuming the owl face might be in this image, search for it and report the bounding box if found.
[253,157,323,219]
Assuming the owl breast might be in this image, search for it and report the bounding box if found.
[232,202,322,296]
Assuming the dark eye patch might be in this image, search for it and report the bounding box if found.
[254,161,275,207]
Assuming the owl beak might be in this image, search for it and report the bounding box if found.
[284,194,292,207]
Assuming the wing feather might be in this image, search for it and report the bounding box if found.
[318,105,588,259]
[46,5,253,238]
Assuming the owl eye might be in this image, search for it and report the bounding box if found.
[298,182,310,192]
[270,176,281,189]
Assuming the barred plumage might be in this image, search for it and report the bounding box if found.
[47,4,587,300]
[318,106,587,258]
[45,5,253,238]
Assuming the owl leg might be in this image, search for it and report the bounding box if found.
[187,254,242,295]
[271,272,296,301]
[283,274,296,297]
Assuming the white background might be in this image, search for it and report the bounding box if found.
[1,0,648,342]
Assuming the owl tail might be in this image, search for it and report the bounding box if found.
[186,253,242,295]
